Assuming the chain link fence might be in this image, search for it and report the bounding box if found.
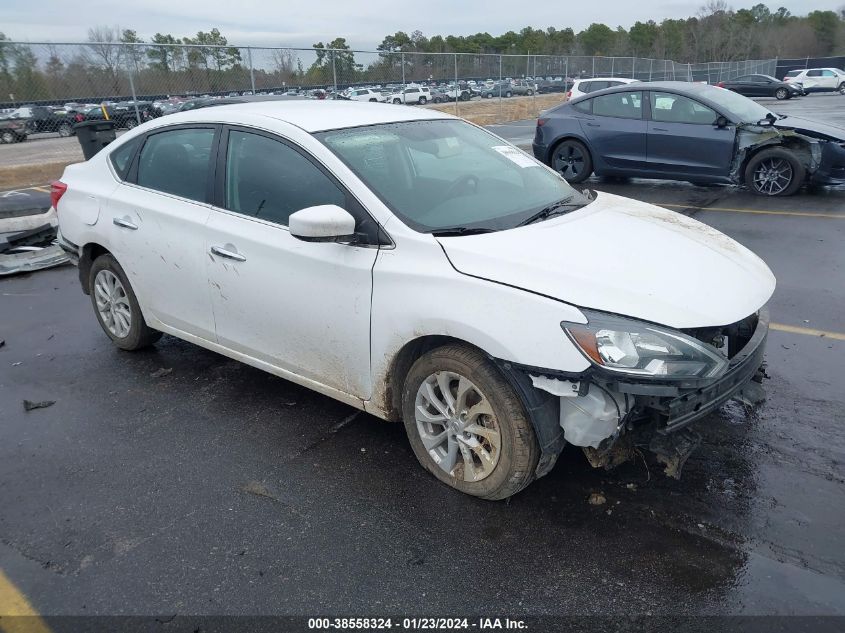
[0,41,777,178]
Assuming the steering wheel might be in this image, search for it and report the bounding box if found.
[445,174,480,198]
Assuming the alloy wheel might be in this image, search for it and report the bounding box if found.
[94,269,132,338]
[752,157,793,195]
[1,131,14,144]
[414,371,502,482]
[553,143,585,179]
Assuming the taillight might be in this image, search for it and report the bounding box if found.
[717,81,724,88]
[566,90,572,99]
[51,181,68,210]
[537,118,548,127]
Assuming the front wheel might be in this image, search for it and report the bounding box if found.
[57,123,73,137]
[418,96,427,105]
[839,82,845,95]
[744,147,804,196]
[1,130,16,144]
[775,87,789,100]
[124,118,138,129]
[89,254,162,350]
[527,89,534,96]
[505,91,512,98]
[402,344,539,500]
[551,139,593,183]
[393,98,401,104]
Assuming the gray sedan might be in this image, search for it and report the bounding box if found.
[532,81,845,196]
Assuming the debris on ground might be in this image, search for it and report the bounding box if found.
[626,483,637,491]
[330,411,360,433]
[241,481,278,501]
[588,492,607,506]
[23,399,56,411]
[0,223,70,276]
[150,367,173,378]
[0,339,5,349]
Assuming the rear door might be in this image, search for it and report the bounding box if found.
[803,69,823,91]
[645,91,735,179]
[106,125,219,339]
[579,90,647,171]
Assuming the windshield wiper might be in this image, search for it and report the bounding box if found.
[430,227,497,237]
[517,197,581,227]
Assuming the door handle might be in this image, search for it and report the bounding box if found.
[113,217,138,230]
[210,245,246,262]
[586,122,600,127]
[652,127,669,132]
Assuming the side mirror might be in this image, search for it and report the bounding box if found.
[289,205,357,243]
[715,116,729,129]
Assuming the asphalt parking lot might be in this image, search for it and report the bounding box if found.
[1,93,844,626]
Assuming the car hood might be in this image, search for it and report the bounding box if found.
[773,116,845,141]
[436,192,775,329]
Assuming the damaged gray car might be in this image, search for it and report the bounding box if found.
[533,81,845,195]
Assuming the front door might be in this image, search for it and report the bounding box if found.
[646,91,735,179]
[205,127,379,399]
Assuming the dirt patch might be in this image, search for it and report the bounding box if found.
[0,161,75,190]
[425,94,567,125]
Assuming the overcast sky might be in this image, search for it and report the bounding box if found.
[2,0,841,49]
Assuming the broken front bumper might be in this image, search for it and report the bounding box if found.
[603,308,769,433]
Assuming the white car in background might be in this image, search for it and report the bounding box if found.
[567,77,639,100]
[783,68,845,94]
[345,88,384,102]
[386,86,431,105]
[54,101,774,500]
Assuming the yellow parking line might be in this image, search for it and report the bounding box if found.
[0,569,51,633]
[771,322,845,341]
[29,187,50,193]
[660,203,844,219]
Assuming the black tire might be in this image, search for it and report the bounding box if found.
[124,118,138,129]
[368,98,377,102]
[89,254,162,351]
[401,344,539,500]
[505,91,512,98]
[839,82,845,95]
[527,89,534,96]
[484,93,492,99]
[550,138,593,183]
[57,123,73,137]
[393,98,401,104]
[744,147,804,196]
[1,130,16,144]
[774,87,789,100]
[418,96,427,105]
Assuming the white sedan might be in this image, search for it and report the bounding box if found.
[55,101,774,499]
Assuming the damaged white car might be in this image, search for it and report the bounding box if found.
[55,101,775,500]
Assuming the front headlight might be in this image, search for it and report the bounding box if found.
[563,311,728,379]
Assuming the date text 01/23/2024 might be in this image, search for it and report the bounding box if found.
[307,617,528,630]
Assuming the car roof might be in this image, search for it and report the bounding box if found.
[575,77,638,82]
[151,100,454,132]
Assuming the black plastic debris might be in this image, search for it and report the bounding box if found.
[23,399,56,411]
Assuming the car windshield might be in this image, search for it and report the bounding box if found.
[703,85,773,123]
[316,119,590,233]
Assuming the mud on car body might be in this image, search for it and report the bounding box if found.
[533,81,845,195]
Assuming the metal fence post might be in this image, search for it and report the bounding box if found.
[498,54,503,120]
[454,53,459,116]
[247,47,256,92]
[649,58,653,81]
[126,48,140,125]
[331,50,337,93]
[592,57,595,77]
[401,52,405,89]
[611,57,615,76]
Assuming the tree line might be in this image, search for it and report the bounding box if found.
[1,2,843,104]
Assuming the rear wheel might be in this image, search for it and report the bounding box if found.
[551,139,593,183]
[402,344,539,500]
[744,147,804,196]
[775,87,789,100]
[505,91,512,98]
[839,82,845,95]
[57,122,73,137]
[527,89,534,96]
[89,254,162,351]
[368,98,377,102]
[1,130,16,144]
[124,118,138,130]
[393,98,401,104]
[418,96,427,105]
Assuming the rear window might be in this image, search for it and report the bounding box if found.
[785,70,801,77]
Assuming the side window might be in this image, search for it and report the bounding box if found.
[109,136,142,181]
[806,70,821,77]
[137,128,215,202]
[649,92,717,125]
[571,99,592,114]
[224,130,345,226]
[586,81,610,92]
[592,91,642,119]
[578,82,593,93]
[821,70,836,77]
